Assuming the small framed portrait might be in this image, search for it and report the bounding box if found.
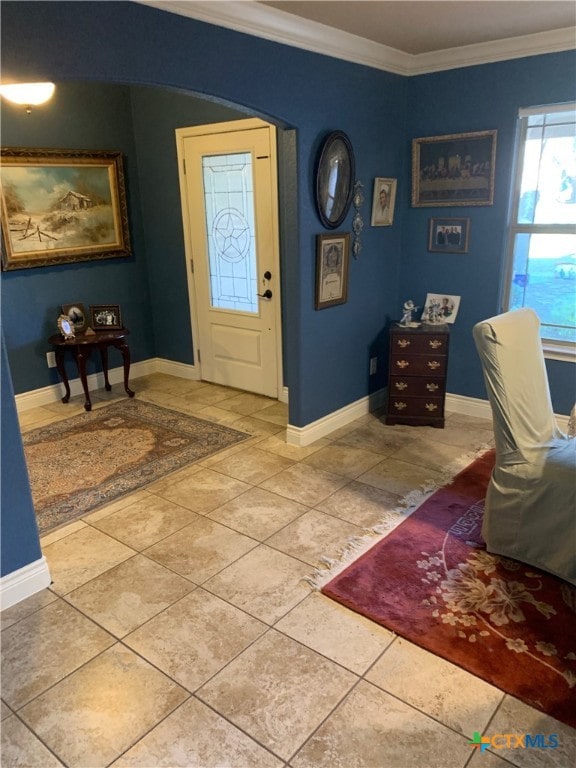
[315,233,350,309]
[61,303,87,332]
[370,178,397,226]
[90,304,122,330]
[428,218,470,253]
[421,293,461,325]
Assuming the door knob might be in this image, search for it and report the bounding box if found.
[257,289,273,300]
[263,271,272,280]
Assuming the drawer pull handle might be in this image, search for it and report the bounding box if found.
[429,340,443,349]
[396,360,409,369]
[427,360,441,370]
[393,401,407,410]
[425,403,438,412]
[395,381,408,390]
[397,339,411,348]
[426,383,439,392]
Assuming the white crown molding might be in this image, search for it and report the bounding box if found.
[138,0,410,73]
[410,27,576,75]
[135,1,575,75]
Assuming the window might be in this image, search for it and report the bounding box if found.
[504,103,576,358]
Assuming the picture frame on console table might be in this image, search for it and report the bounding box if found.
[90,304,123,330]
[61,303,87,332]
[0,147,131,270]
[412,130,497,207]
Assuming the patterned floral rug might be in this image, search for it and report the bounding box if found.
[321,451,576,728]
[23,400,249,534]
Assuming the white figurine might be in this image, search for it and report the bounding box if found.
[399,300,418,326]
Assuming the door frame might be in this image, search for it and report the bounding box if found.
[175,118,284,399]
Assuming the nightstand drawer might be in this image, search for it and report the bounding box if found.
[387,396,445,418]
[389,376,445,397]
[391,333,448,354]
[390,355,447,376]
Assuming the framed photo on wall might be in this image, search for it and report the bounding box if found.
[370,177,397,226]
[315,233,350,309]
[428,217,470,253]
[412,130,497,207]
[0,147,131,270]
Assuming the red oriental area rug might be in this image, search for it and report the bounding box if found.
[321,451,576,728]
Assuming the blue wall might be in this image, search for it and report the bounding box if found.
[403,52,576,414]
[1,82,155,391]
[1,333,43,577]
[129,86,244,366]
[1,1,407,427]
[1,1,574,584]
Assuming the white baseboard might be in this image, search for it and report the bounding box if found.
[154,357,199,380]
[287,388,571,446]
[1,556,52,611]
[15,358,198,413]
[286,388,387,447]
[15,368,570,436]
[445,391,571,432]
[445,392,492,420]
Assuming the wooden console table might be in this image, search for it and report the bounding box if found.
[49,328,135,412]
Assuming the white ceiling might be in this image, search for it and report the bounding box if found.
[138,1,576,74]
[262,1,576,55]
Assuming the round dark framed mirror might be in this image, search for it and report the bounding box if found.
[315,131,355,229]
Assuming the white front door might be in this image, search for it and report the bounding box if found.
[176,119,282,398]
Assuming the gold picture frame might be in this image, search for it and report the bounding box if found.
[412,130,497,207]
[370,177,397,226]
[0,147,131,270]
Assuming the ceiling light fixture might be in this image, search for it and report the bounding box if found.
[0,82,55,113]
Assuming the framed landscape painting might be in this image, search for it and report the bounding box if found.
[0,147,131,270]
[412,130,497,207]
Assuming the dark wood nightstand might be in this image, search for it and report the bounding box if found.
[385,323,449,428]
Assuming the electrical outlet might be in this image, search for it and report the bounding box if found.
[369,356,377,375]
[46,351,56,368]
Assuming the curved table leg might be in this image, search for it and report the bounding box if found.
[112,339,135,398]
[99,345,112,391]
[75,347,93,411]
[55,348,71,403]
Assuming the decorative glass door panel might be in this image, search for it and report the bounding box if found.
[202,153,258,314]
[179,120,280,398]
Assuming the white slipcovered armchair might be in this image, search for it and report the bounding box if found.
[473,308,576,586]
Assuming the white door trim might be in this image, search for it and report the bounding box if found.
[175,118,283,398]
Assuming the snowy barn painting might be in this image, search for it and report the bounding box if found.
[0,147,131,270]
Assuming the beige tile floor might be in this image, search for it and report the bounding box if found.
[2,374,575,767]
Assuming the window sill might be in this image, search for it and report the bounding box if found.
[543,341,576,363]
